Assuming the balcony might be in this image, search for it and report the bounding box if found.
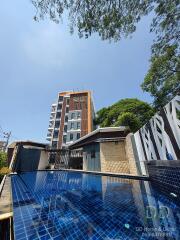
[53,138,59,141]
[49,118,55,122]
[46,136,51,141]
[47,132,52,137]
[51,110,56,114]
[50,112,56,118]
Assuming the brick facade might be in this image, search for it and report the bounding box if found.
[100,141,130,173]
[47,91,94,149]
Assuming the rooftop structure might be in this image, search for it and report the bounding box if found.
[69,126,129,149]
[68,127,139,174]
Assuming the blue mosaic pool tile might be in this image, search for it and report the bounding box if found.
[11,171,180,240]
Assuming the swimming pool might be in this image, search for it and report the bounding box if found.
[11,171,180,240]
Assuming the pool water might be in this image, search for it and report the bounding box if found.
[11,171,180,240]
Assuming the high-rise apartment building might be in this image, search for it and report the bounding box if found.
[46,91,95,149]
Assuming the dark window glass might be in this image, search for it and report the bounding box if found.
[65,116,68,122]
[71,113,75,119]
[58,96,63,102]
[77,122,81,129]
[55,121,60,128]
[77,133,80,139]
[52,141,57,149]
[57,104,62,110]
[70,133,73,141]
[64,125,67,132]
[66,107,69,113]
[71,122,74,129]
[53,130,59,138]
[56,112,61,119]
[63,135,67,143]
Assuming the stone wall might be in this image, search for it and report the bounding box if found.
[38,150,49,170]
[125,133,139,175]
[100,141,130,173]
[81,134,140,175]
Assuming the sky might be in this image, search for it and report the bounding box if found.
[0,0,154,143]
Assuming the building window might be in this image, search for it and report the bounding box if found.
[71,113,75,119]
[77,133,80,139]
[63,135,67,143]
[56,112,61,119]
[53,130,59,138]
[52,141,57,149]
[64,125,67,132]
[70,122,74,129]
[47,133,52,137]
[66,107,69,113]
[57,104,62,110]
[91,151,95,158]
[66,98,70,105]
[58,96,63,102]
[65,116,68,122]
[77,122,81,129]
[77,112,81,119]
[55,121,60,128]
[70,133,73,141]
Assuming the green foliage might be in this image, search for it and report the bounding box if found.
[142,45,180,109]
[114,112,141,132]
[31,1,179,44]
[32,0,153,41]
[0,151,7,169]
[95,98,154,132]
[0,152,8,182]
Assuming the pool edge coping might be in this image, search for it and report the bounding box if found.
[35,169,150,180]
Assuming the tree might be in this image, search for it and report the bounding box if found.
[95,98,154,132]
[141,45,180,109]
[0,151,9,182]
[114,112,141,132]
[32,0,153,40]
[31,1,179,42]
[31,0,180,108]
[0,151,7,169]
